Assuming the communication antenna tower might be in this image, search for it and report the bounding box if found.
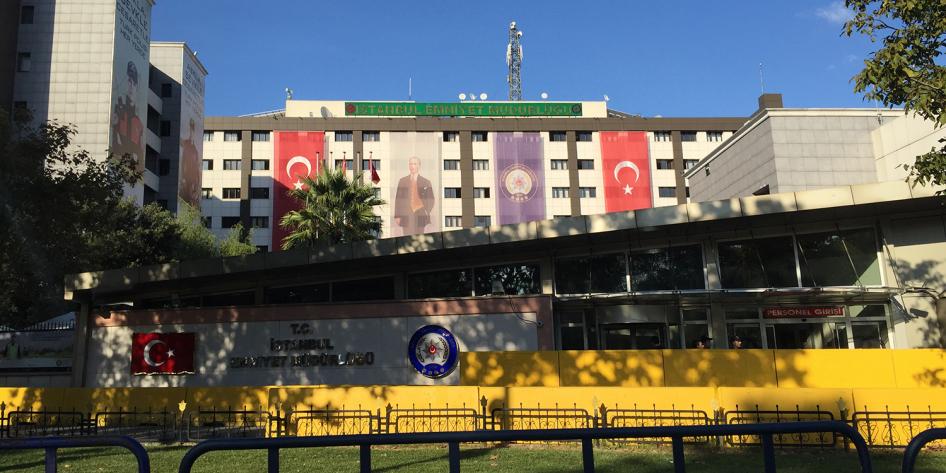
[507,21,523,101]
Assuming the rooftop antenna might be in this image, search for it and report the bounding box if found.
[759,62,765,95]
[408,77,412,101]
[285,87,293,100]
[507,21,523,101]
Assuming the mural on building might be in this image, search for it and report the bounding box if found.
[390,132,441,237]
[494,132,546,225]
[109,0,151,176]
[178,52,205,207]
[273,131,326,248]
[600,131,653,212]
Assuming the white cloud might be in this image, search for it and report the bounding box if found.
[816,1,854,24]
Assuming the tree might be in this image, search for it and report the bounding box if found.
[219,223,258,257]
[844,0,946,190]
[280,168,385,249]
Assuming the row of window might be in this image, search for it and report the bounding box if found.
[442,187,597,199]
[205,216,270,229]
[550,228,881,295]
[655,159,700,170]
[202,159,270,171]
[657,187,690,198]
[203,157,692,173]
[443,216,492,227]
[204,130,727,144]
[204,187,270,200]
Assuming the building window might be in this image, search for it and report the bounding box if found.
[251,159,269,170]
[472,159,489,170]
[576,131,593,142]
[251,131,270,142]
[473,187,490,198]
[159,120,171,137]
[201,188,212,199]
[251,216,269,228]
[706,131,724,142]
[684,159,699,170]
[549,131,567,142]
[550,159,568,170]
[685,187,691,198]
[158,159,170,176]
[630,245,705,291]
[578,187,596,198]
[222,188,241,199]
[20,5,34,24]
[552,187,570,198]
[332,276,395,302]
[474,263,541,296]
[363,131,380,142]
[717,236,798,288]
[474,215,491,227]
[223,131,241,142]
[159,83,172,98]
[360,159,380,171]
[264,283,329,304]
[656,159,674,170]
[335,131,353,142]
[577,159,594,170]
[17,52,31,72]
[334,159,354,170]
[658,187,676,198]
[443,132,459,142]
[555,253,628,294]
[797,228,881,286]
[408,269,473,299]
[372,188,381,199]
[472,131,488,142]
[444,188,462,198]
[256,245,268,253]
[221,216,241,228]
[224,159,242,170]
[443,159,460,171]
[654,131,672,142]
[201,216,212,228]
[444,216,462,227]
[202,159,213,170]
[681,131,697,142]
[250,187,270,199]
[203,131,214,142]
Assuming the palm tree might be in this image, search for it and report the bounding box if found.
[280,168,385,250]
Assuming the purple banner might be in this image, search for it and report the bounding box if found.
[494,132,545,225]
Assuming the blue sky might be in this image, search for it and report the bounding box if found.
[152,1,877,118]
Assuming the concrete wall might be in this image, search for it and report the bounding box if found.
[872,113,946,182]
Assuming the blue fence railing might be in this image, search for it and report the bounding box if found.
[177,421,874,473]
[0,435,150,473]
[901,427,946,473]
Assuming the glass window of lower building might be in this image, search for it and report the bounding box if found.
[717,236,797,288]
[723,304,891,349]
[555,253,627,294]
[407,269,473,299]
[264,283,329,304]
[474,263,540,296]
[332,276,395,302]
[630,244,705,291]
[797,228,881,286]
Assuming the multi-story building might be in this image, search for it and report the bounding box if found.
[1,0,206,209]
[202,99,746,251]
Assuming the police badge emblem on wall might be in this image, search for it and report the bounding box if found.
[408,325,459,379]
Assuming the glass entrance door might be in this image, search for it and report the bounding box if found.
[600,323,667,349]
[765,322,848,349]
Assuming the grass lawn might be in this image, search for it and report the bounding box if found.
[0,443,944,472]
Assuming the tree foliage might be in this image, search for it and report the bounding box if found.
[0,113,253,328]
[844,0,946,190]
[280,168,385,249]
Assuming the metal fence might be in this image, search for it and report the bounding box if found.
[724,404,837,447]
[176,421,875,473]
[851,406,946,448]
[0,435,150,473]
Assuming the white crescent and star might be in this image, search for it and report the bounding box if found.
[613,160,641,195]
[285,156,312,190]
[143,339,174,368]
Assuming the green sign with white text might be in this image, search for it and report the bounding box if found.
[344,102,583,117]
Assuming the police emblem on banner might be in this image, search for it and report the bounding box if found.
[408,325,459,379]
[499,164,538,203]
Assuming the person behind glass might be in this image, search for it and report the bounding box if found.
[694,335,712,349]
[730,335,744,349]
[394,156,434,235]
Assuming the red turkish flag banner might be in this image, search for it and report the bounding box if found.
[273,131,326,250]
[130,332,196,375]
[600,131,653,212]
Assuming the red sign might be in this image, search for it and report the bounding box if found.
[273,132,326,250]
[130,333,196,375]
[763,307,845,319]
[600,131,653,212]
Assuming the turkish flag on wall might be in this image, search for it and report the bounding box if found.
[600,131,653,212]
[273,131,326,250]
[130,332,196,375]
